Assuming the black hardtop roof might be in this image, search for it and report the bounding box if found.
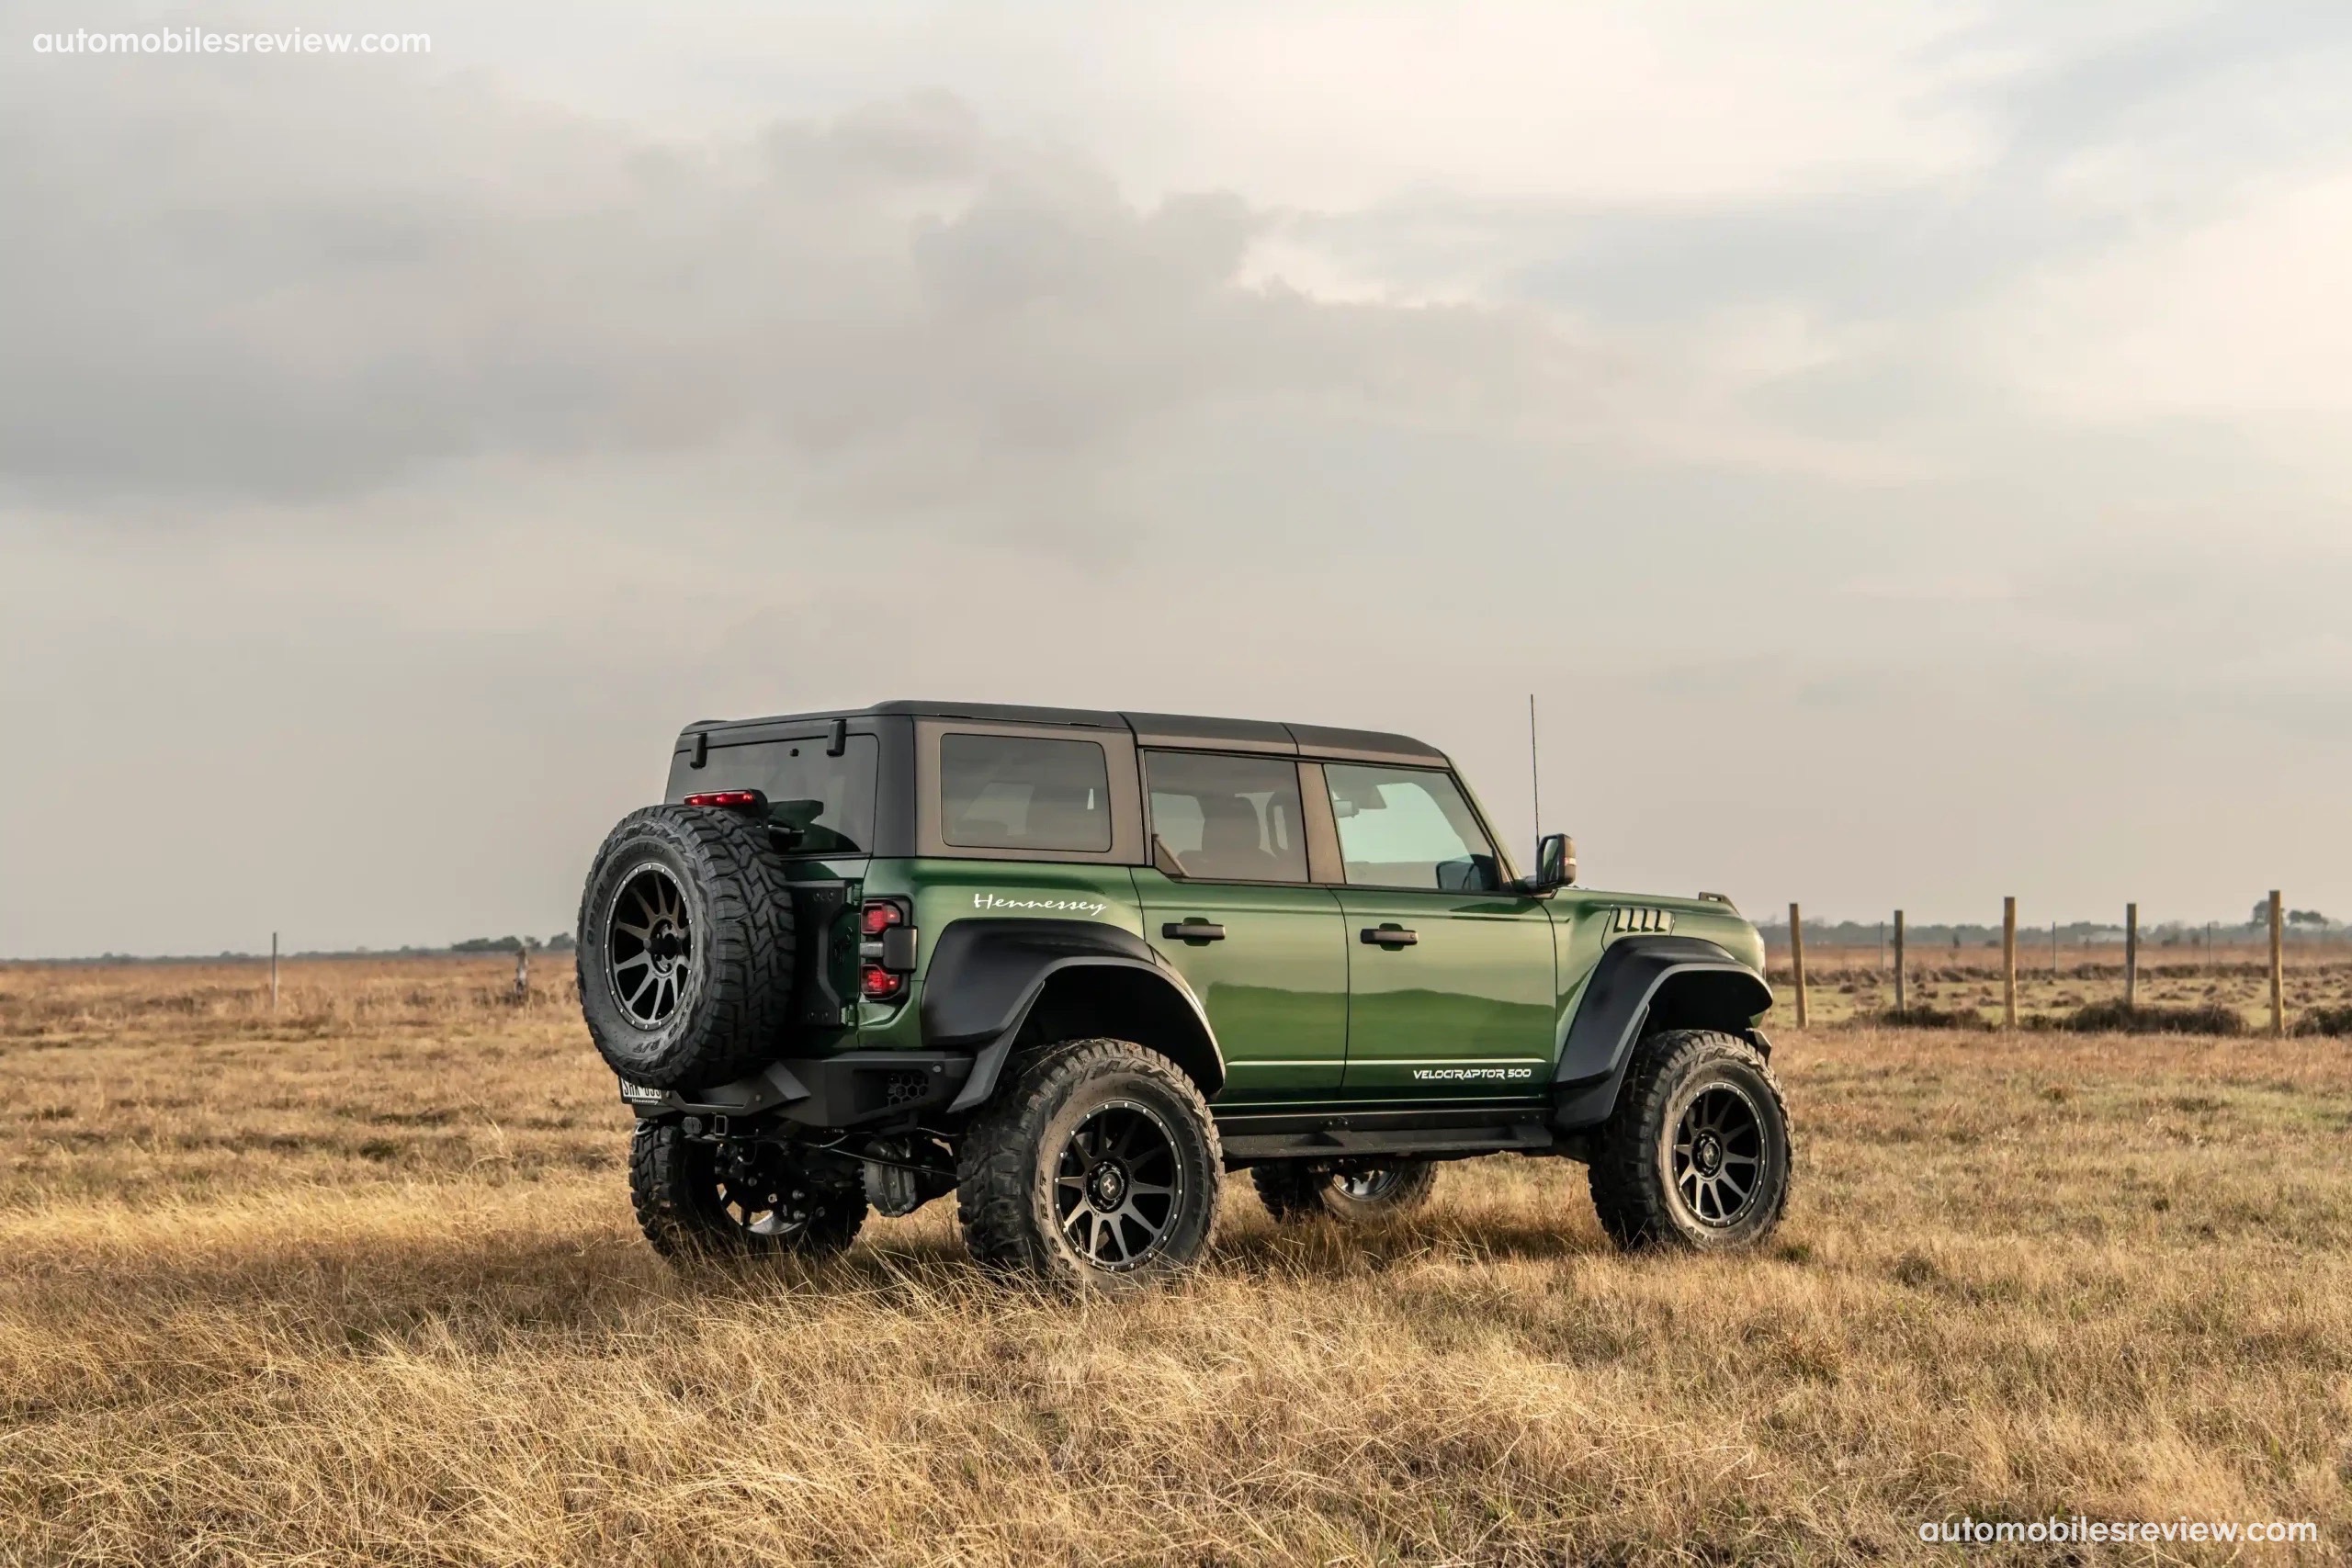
[684,700,1447,767]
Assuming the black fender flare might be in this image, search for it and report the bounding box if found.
[1550,935,1773,1130]
[920,919,1226,1111]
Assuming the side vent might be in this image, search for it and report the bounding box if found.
[1610,906,1676,936]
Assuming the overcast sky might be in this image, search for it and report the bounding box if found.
[4,1,2349,956]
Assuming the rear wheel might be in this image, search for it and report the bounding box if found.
[1252,1159,1438,1224]
[956,1039,1223,1291]
[1588,1029,1790,1251]
[629,1122,865,1260]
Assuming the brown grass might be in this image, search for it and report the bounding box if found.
[4,959,2350,1565]
[1767,947,2352,1032]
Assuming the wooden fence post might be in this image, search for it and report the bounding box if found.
[1893,909,1906,1016]
[270,931,279,1012]
[2270,890,2286,1037]
[514,940,531,1003]
[1788,902,1808,1030]
[2124,902,2139,1010]
[2002,897,2017,1030]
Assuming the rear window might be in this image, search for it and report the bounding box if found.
[666,734,877,856]
[940,733,1112,852]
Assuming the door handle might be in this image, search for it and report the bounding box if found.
[1361,925,1419,947]
[1162,920,1227,942]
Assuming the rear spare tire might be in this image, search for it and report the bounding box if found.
[577,805,796,1091]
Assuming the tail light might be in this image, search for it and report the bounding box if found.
[858,897,916,1003]
[683,789,767,811]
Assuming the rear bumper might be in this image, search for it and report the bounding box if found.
[619,1051,974,1129]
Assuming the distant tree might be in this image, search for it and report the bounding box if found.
[2289,908,2328,927]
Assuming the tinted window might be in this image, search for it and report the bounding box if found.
[666,734,877,855]
[941,733,1113,852]
[1324,763,1499,891]
[1146,751,1307,883]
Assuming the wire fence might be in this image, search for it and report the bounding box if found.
[1761,892,2352,1037]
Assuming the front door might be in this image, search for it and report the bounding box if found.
[1135,750,1348,1104]
[1319,761,1556,1100]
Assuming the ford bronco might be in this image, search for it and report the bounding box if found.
[578,701,1788,1288]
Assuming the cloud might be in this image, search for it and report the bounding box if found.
[0,61,1639,527]
[5,3,2352,954]
[1989,167,2352,474]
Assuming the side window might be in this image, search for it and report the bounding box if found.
[941,734,1113,852]
[1145,751,1307,883]
[1324,763,1500,891]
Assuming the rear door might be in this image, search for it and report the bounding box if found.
[1134,750,1348,1104]
[1319,761,1555,1100]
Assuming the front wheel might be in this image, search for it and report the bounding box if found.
[629,1122,865,1260]
[956,1039,1223,1292]
[1253,1159,1438,1224]
[1588,1029,1791,1252]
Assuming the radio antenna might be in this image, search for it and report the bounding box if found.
[1528,693,1542,840]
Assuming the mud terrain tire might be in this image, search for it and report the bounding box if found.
[1589,1028,1791,1251]
[629,1122,865,1259]
[956,1039,1223,1292]
[577,805,795,1091]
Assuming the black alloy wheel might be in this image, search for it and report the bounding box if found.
[1587,1028,1792,1252]
[1052,1100,1185,1272]
[956,1038,1224,1291]
[628,1121,865,1259]
[575,805,796,1090]
[1670,1083,1766,1226]
[712,1138,826,1241]
[606,863,695,1027]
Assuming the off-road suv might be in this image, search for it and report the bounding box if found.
[579,701,1788,1288]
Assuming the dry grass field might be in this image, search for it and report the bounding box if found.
[1763,942,2352,1032]
[4,958,2350,1565]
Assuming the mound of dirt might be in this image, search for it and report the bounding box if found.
[2292,1005,2352,1038]
[2055,999,2245,1036]
[1873,1003,1992,1031]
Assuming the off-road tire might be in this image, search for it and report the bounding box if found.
[1589,1028,1790,1252]
[577,805,795,1091]
[1252,1160,1439,1224]
[956,1039,1223,1291]
[628,1122,865,1260]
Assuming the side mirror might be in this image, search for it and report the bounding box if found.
[1523,832,1575,893]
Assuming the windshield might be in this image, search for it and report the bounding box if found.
[665,734,878,855]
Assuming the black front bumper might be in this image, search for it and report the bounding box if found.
[618,1052,974,1129]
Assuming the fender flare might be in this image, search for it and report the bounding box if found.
[1550,935,1773,1130]
[920,919,1226,1111]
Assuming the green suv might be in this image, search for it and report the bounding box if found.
[578,701,1789,1288]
